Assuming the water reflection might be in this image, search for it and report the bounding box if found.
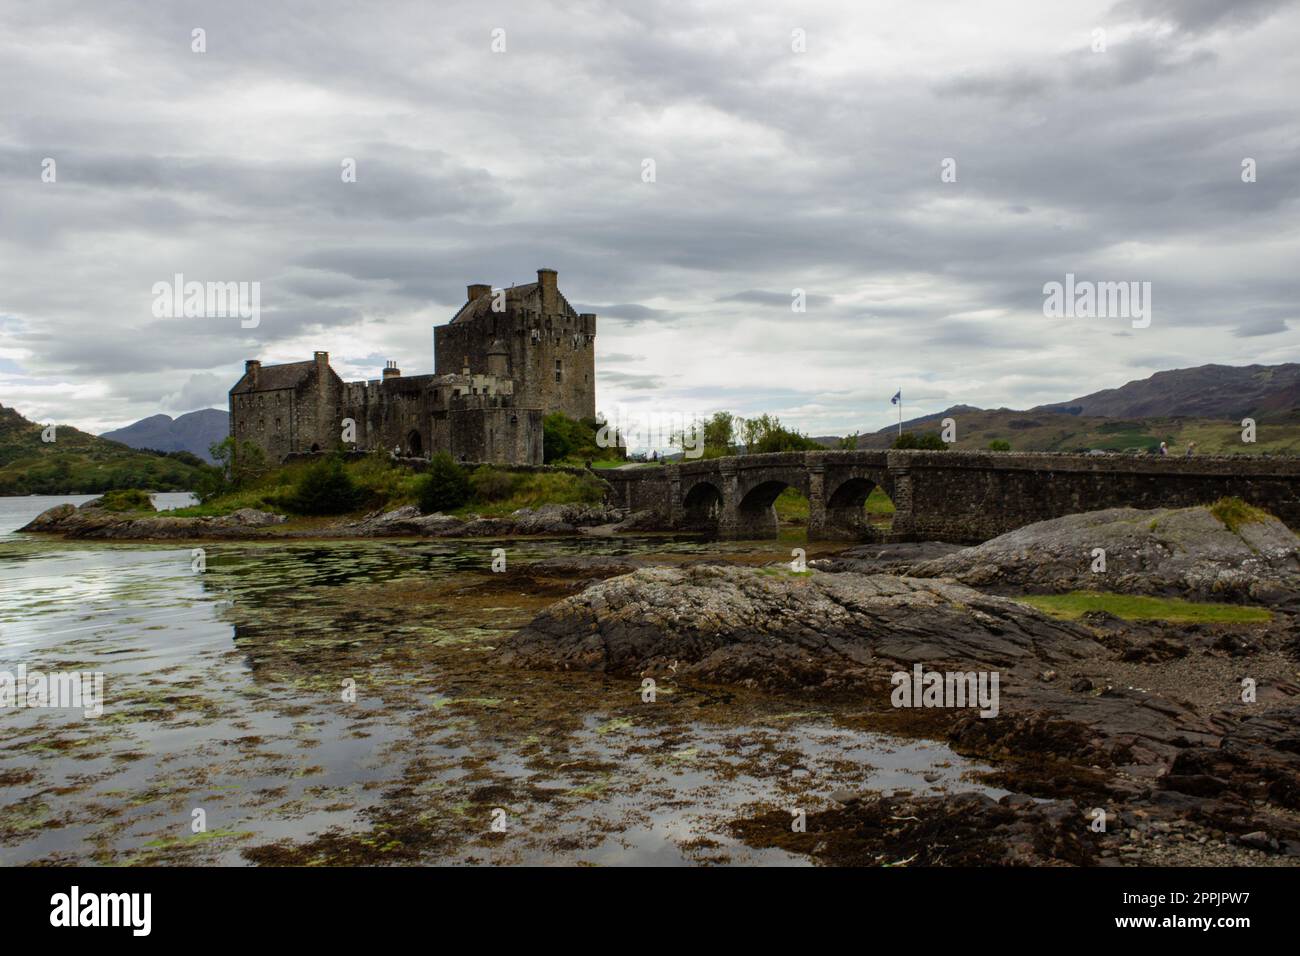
[0,503,1003,865]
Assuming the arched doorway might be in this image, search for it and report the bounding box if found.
[406,430,424,457]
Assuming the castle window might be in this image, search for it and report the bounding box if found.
[555,359,562,383]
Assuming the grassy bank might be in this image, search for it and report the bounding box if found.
[170,454,607,519]
[774,486,895,524]
[1018,592,1272,623]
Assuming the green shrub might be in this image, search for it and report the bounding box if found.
[198,437,269,502]
[284,456,362,515]
[469,466,519,502]
[1208,497,1272,533]
[348,451,423,507]
[543,412,621,463]
[94,488,156,512]
[416,453,471,514]
[893,431,947,450]
[988,439,1011,451]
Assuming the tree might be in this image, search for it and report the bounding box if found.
[702,411,737,453]
[542,413,573,463]
[285,455,361,515]
[199,437,269,501]
[416,453,471,513]
[838,432,860,450]
[893,431,947,450]
[543,412,615,463]
[746,414,821,454]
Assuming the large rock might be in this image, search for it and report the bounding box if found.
[497,564,1102,690]
[326,503,625,538]
[898,505,1300,606]
[18,500,285,539]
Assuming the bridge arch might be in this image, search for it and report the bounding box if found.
[822,470,893,540]
[734,476,807,539]
[680,478,724,533]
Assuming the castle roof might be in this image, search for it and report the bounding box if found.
[450,283,540,324]
[449,285,583,324]
[230,360,315,394]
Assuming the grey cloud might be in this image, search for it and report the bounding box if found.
[0,0,1296,434]
[576,303,676,324]
[163,372,229,412]
[598,371,665,390]
[1111,0,1294,34]
[720,290,835,308]
[1233,318,1292,337]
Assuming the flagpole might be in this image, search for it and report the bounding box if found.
[897,390,902,438]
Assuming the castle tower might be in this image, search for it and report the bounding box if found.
[435,268,596,421]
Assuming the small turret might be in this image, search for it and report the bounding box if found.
[487,339,508,377]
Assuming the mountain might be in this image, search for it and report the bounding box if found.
[1036,363,1300,420]
[100,408,228,463]
[839,364,1300,455]
[0,403,211,495]
[851,408,1300,455]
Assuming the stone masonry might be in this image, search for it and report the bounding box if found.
[602,449,1300,542]
[229,269,595,465]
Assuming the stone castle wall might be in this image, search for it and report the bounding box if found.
[232,270,595,466]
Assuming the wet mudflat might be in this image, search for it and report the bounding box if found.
[0,531,1003,866]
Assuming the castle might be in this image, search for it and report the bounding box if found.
[229,268,596,465]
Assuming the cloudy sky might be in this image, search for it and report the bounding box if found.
[2,0,1297,446]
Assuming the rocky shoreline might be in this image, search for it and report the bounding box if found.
[17,498,654,540]
[17,492,1300,865]
[493,505,1300,866]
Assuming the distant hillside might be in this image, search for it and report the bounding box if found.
[833,364,1300,454]
[100,408,228,463]
[1036,364,1300,419]
[852,408,1300,455]
[0,404,211,495]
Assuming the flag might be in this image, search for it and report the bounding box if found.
[890,390,901,405]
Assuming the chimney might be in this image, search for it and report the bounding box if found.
[467,283,491,301]
[537,268,557,314]
[244,359,260,388]
[382,360,401,381]
[314,351,329,370]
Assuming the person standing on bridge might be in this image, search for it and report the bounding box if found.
[1159,441,1169,456]
[1185,441,1196,457]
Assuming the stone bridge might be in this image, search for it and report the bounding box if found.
[601,450,1300,543]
